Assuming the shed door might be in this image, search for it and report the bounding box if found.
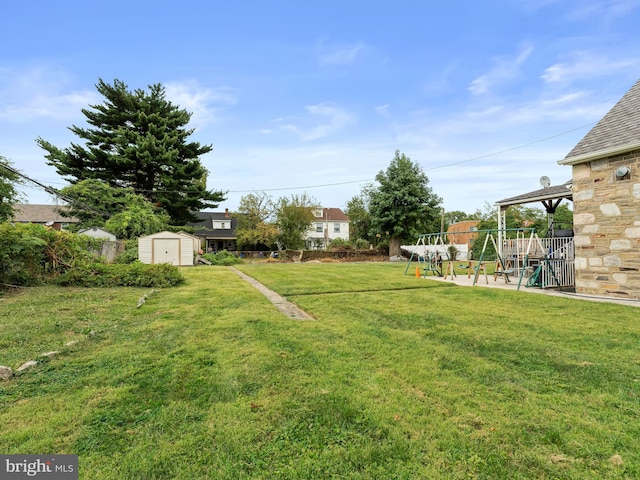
[153,238,180,265]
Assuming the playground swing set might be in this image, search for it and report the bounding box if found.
[405,228,570,290]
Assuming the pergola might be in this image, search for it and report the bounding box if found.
[494,180,573,255]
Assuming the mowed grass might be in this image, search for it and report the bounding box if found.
[0,262,639,479]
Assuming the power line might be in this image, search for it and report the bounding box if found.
[7,121,595,200]
[0,162,111,218]
[226,122,596,193]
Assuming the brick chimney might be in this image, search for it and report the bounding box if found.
[225,208,229,218]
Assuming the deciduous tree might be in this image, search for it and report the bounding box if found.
[234,192,278,250]
[274,193,319,250]
[368,150,442,258]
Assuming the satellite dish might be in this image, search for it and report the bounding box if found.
[45,220,54,226]
[539,176,551,188]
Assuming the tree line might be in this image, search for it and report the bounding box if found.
[1,78,571,256]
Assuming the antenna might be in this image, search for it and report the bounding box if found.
[45,220,54,227]
[539,176,550,188]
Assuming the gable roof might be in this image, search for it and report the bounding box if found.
[313,208,350,222]
[559,79,640,165]
[12,204,79,223]
[188,211,237,238]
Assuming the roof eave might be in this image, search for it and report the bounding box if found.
[495,191,572,207]
[558,141,640,166]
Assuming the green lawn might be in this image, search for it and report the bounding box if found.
[1,263,639,479]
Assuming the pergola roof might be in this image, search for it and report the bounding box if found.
[495,180,573,207]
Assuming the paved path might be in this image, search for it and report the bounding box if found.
[229,267,314,320]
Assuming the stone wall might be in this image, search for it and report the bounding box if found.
[571,149,640,299]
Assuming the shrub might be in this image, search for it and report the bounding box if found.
[328,238,351,250]
[352,238,370,250]
[114,239,139,264]
[201,250,241,266]
[0,223,99,286]
[54,261,184,287]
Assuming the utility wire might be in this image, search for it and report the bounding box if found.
[6,121,595,199]
[226,122,596,193]
[0,162,111,218]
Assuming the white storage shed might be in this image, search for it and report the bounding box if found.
[138,231,195,266]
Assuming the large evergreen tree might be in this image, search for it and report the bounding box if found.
[369,150,442,258]
[37,78,226,225]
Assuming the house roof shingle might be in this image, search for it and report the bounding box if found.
[560,79,640,165]
[313,208,350,222]
[188,211,237,239]
[12,204,79,223]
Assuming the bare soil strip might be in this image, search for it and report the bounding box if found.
[229,267,314,320]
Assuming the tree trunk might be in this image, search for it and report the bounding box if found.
[389,236,402,258]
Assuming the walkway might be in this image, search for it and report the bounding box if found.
[229,267,314,320]
[420,268,640,308]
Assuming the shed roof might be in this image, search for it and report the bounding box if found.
[495,181,573,207]
[559,79,640,165]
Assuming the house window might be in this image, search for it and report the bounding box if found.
[470,226,478,232]
[333,223,340,233]
[221,222,226,228]
[316,223,323,233]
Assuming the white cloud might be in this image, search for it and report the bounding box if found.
[279,103,352,141]
[375,104,391,116]
[317,40,368,66]
[468,44,534,95]
[542,50,638,83]
[164,80,237,129]
[0,66,97,122]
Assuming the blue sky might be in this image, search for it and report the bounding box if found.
[2,0,640,215]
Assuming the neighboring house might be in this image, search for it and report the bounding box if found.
[78,226,117,241]
[446,220,480,246]
[557,78,640,299]
[11,204,79,230]
[138,231,196,266]
[306,208,350,250]
[188,209,237,252]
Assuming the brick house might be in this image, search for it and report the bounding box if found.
[558,79,640,299]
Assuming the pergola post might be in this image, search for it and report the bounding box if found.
[497,205,508,258]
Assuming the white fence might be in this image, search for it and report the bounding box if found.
[502,237,574,288]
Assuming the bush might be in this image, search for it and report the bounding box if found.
[201,250,241,266]
[54,261,184,288]
[352,238,371,251]
[0,223,100,286]
[114,239,139,264]
[0,223,183,288]
[328,238,351,250]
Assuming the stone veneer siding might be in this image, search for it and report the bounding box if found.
[571,148,640,299]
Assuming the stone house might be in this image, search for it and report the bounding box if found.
[558,79,640,299]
